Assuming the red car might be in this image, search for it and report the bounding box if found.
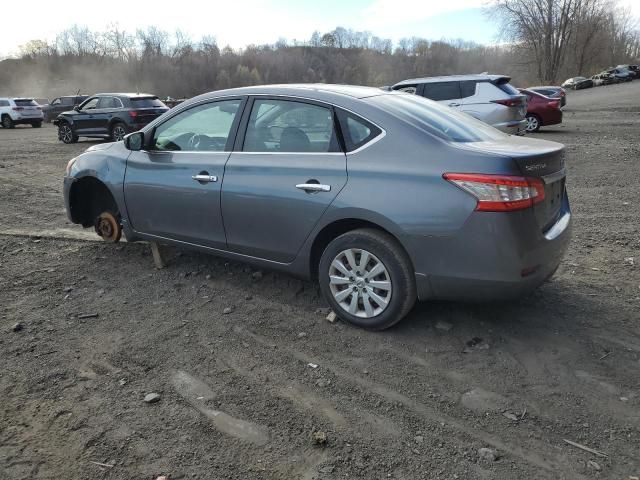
[519,88,563,133]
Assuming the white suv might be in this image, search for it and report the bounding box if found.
[0,98,44,129]
[391,75,527,135]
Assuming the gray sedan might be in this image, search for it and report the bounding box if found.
[63,84,571,330]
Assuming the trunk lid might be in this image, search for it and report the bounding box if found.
[461,136,566,232]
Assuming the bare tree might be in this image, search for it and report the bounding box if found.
[491,0,584,83]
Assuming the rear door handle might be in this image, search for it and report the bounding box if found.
[448,102,461,107]
[296,183,331,192]
[192,174,218,183]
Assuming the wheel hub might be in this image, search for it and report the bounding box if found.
[94,212,121,243]
[329,248,392,319]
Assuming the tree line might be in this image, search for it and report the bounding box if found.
[0,0,637,100]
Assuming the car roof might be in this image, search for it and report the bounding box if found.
[186,84,389,105]
[92,93,157,98]
[393,74,510,87]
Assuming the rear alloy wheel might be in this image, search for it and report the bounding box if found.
[525,114,541,133]
[58,123,78,143]
[2,116,14,129]
[111,122,127,142]
[94,211,122,243]
[319,228,416,330]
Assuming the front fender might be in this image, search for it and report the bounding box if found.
[65,142,131,233]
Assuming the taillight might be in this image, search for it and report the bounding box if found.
[443,173,545,212]
[129,110,139,119]
[491,98,522,107]
[549,100,560,109]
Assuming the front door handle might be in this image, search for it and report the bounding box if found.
[192,174,218,183]
[296,183,331,193]
[448,102,461,107]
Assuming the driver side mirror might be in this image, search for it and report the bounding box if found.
[124,131,144,150]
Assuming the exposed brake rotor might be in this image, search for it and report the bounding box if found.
[95,212,122,243]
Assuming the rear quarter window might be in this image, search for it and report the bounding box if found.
[336,110,382,152]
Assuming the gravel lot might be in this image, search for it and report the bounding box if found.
[1,82,639,480]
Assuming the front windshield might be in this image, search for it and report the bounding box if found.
[368,92,507,143]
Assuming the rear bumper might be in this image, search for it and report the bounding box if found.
[11,115,43,124]
[541,109,563,127]
[408,192,572,301]
[494,119,527,136]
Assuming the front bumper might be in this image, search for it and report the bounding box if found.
[63,176,76,223]
[408,193,572,301]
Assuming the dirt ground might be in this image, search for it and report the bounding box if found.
[1,83,639,480]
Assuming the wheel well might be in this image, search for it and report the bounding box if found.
[68,177,119,227]
[309,218,408,279]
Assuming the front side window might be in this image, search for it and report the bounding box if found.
[51,98,61,105]
[81,98,100,110]
[397,85,417,94]
[243,99,339,153]
[153,99,241,152]
[97,97,121,109]
[422,82,462,101]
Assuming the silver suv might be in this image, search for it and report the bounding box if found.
[392,75,527,135]
[0,97,44,128]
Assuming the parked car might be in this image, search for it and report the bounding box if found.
[527,86,566,107]
[616,65,640,80]
[561,77,593,90]
[605,68,632,82]
[518,89,563,132]
[43,95,89,122]
[391,74,527,135]
[591,73,616,86]
[54,93,169,143]
[63,84,571,330]
[0,97,44,128]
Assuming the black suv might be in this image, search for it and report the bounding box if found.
[43,95,89,122]
[54,93,169,144]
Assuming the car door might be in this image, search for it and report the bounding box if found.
[94,96,121,134]
[421,82,464,110]
[221,97,347,263]
[73,97,99,134]
[123,98,245,248]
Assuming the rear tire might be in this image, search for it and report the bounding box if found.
[2,115,14,129]
[525,114,541,133]
[318,228,416,331]
[110,122,127,142]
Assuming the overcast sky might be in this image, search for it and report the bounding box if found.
[1,0,639,57]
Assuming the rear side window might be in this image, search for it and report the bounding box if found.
[336,110,381,152]
[14,99,38,106]
[243,99,339,153]
[61,97,74,105]
[131,97,166,108]
[0,100,9,107]
[495,80,520,95]
[422,82,461,101]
